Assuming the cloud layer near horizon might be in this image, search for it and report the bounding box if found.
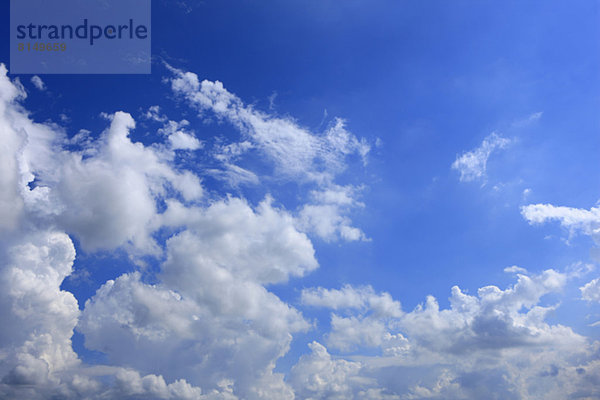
[0,64,599,399]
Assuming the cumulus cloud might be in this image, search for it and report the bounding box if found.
[0,68,81,397]
[297,185,368,242]
[54,111,205,253]
[162,120,203,150]
[146,106,203,150]
[298,269,600,399]
[400,269,571,353]
[159,196,318,285]
[452,132,511,182]
[0,70,206,256]
[0,72,27,232]
[0,231,80,398]
[145,105,167,122]
[79,268,303,398]
[80,207,314,398]
[581,278,600,302]
[288,341,380,400]
[0,64,311,398]
[0,63,238,398]
[302,285,403,352]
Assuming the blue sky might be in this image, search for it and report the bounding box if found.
[1,1,600,399]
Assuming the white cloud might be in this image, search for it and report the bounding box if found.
[298,269,600,399]
[0,74,26,232]
[399,269,570,353]
[68,179,317,398]
[581,278,600,302]
[160,197,318,285]
[144,106,203,151]
[0,231,80,395]
[504,265,528,274]
[169,130,202,150]
[298,203,364,242]
[207,164,260,187]
[521,203,600,264]
[208,141,259,186]
[452,132,511,182]
[77,194,318,399]
[145,105,167,122]
[167,65,369,185]
[302,285,403,352]
[521,203,600,242]
[328,315,407,353]
[302,285,402,317]
[160,119,203,151]
[213,140,254,163]
[30,75,46,91]
[53,112,204,253]
[0,68,81,397]
[297,185,368,242]
[288,341,377,400]
[100,368,207,400]
[0,78,205,255]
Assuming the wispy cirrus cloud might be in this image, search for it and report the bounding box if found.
[452,132,511,183]
[166,65,370,185]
